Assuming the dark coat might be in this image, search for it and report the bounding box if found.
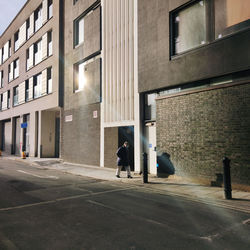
[116,146,129,166]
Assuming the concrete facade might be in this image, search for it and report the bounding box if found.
[61,0,101,165]
[0,0,62,157]
[138,0,250,187]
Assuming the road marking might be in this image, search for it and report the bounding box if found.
[242,218,250,225]
[17,170,59,179]
[0,187,134,212]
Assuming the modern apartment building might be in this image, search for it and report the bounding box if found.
[138,0,250,186]
[0,0,63,158]
[61,0,140,171]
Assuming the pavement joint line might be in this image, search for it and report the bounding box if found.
[0,187,135,212]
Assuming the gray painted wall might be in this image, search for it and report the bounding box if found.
[138,0,250,93]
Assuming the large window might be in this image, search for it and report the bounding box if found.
[74,16,84,47]
[48,0,53,19]
[171,0,207,55]
[48,31,53,56]
[214,0,250,39]
[14,31,19,51]
[74,61,86,92]
[25,80,29,102]
[34,40,42,65]
[26,18,31,40]
[0,70,3,88]
[47,67,52,94]
[34,5,42,32]
[14,59,19,79]
[13,86,19,106]
[34,73,42,98]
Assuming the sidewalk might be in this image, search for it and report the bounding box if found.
[3,155,250,214]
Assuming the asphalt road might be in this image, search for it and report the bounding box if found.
[0,159,249,250]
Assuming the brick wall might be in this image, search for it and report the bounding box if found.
[156,83,250,185]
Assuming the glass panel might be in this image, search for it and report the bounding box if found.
[48,0,53,19]
[78,62,85,90]
[78,18,84,44]
[173,1,207,55]
[215,0,250,39]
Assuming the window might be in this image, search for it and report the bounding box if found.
[9,40,12,57]
[1,48,3,63]
[14,59,19,79]
[74,61,86,92]
[73,0,79,4]
[34,5,42,32]
[14,31,19,51]
[48,31,52,56]
[26,18,31,40]
[8,63,13,82]
[0,70,3,88]
[13,86,19,106]
[34,73,42,98]
[25,80,29,102]
[214,0,250,39]
[26,49,30,70]
[47,67,52,93]
[0,94,2,110]
[48,0,53,19]
[34,40,42,65]
[171,0,207,55]
[74,16,84,47]
[7,90,10,108]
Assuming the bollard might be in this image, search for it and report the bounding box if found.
[223,157,232,199]
[21,145,26,159]
[143,152,148,183]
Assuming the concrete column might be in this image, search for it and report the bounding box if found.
[20,115,25,154]
[11,117,15,154]
[29,111,36,157]
[38,110,42,158]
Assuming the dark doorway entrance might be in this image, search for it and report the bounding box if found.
[55,117,60,158]
[118,126,134,171]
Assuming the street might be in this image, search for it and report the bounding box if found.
[0,159,249,250]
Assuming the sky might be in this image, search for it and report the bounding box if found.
[0,0,27,36]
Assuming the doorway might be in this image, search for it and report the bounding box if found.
[118,126,134,171]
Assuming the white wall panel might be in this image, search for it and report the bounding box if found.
[3,42,9,62]
[42,32,48,60]
[19,82,26,104]
[2,92,7,109]
[102,0,135,125]
[19,22,26,46]
[28,77,33,100]
[29,13,34,37]
[42,0,48,24]
[41,69,47,95]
